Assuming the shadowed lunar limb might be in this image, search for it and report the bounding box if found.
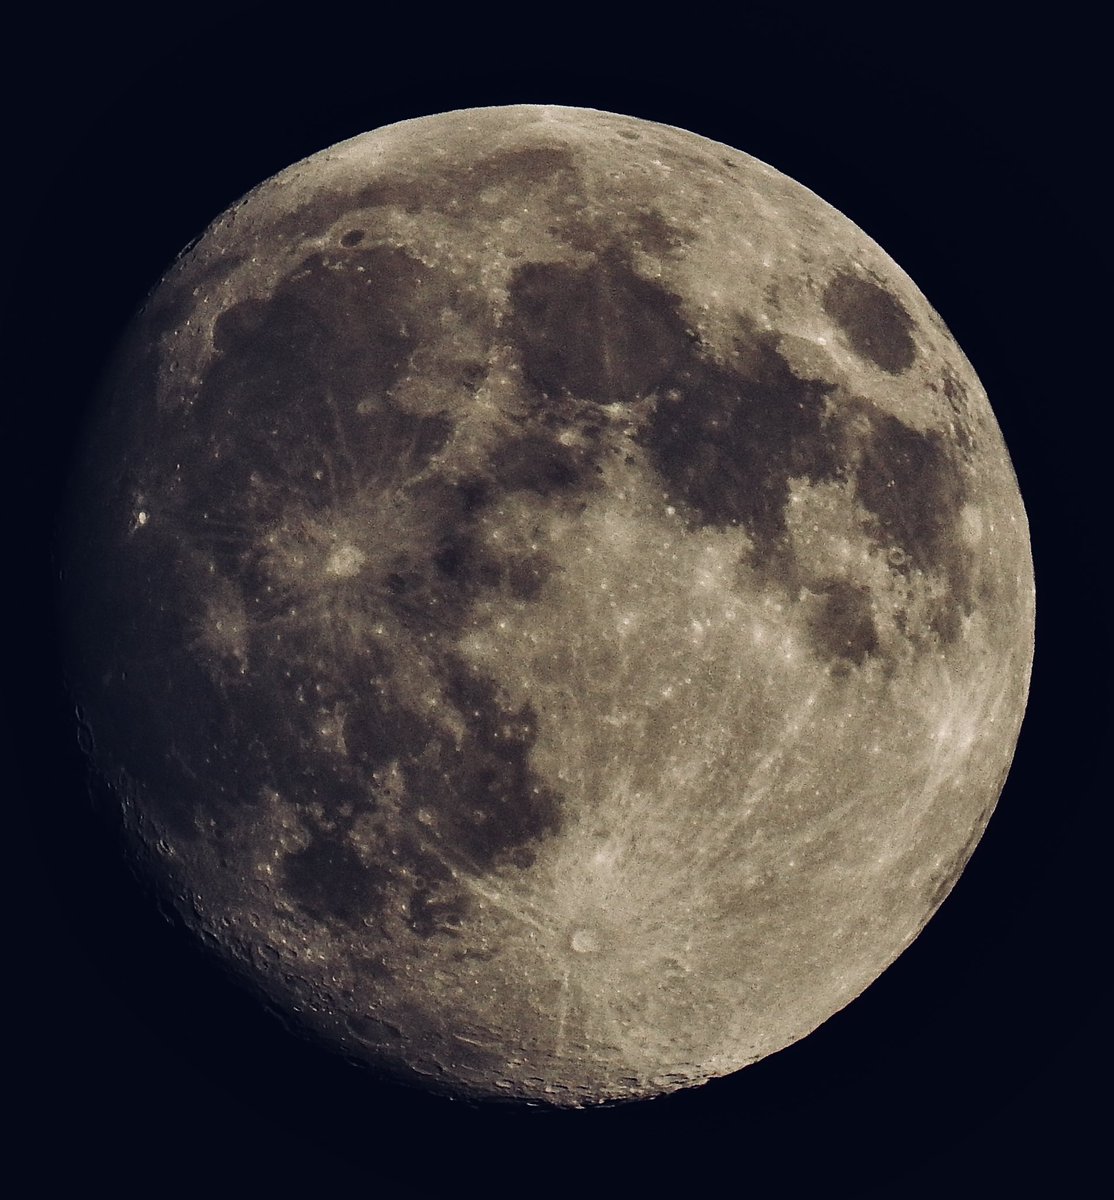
[58,105,1034,1107]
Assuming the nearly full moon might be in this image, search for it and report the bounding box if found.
[58,105,1034,1106]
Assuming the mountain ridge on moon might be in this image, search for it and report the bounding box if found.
[58,105,1034,1106]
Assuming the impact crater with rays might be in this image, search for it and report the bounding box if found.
[59,105,1034,1106]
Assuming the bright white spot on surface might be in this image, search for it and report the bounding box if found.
[325,544,366,578]
[136,510,149,526]
[960,504,984,545]
[570,929,600,954]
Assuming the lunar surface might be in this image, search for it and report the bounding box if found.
[58,105,1034,1106]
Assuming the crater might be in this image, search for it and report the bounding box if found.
[325,543,366,578]
[570,928,601,954]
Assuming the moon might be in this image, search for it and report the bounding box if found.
[58,104,1034,1107]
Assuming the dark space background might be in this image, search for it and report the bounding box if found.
[8,4,1107,1190]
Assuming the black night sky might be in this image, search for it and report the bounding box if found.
[9,4,1107,1191]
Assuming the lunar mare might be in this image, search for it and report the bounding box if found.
[59,106,1034,1106]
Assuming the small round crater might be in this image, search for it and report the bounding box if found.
[570,928,600,954]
